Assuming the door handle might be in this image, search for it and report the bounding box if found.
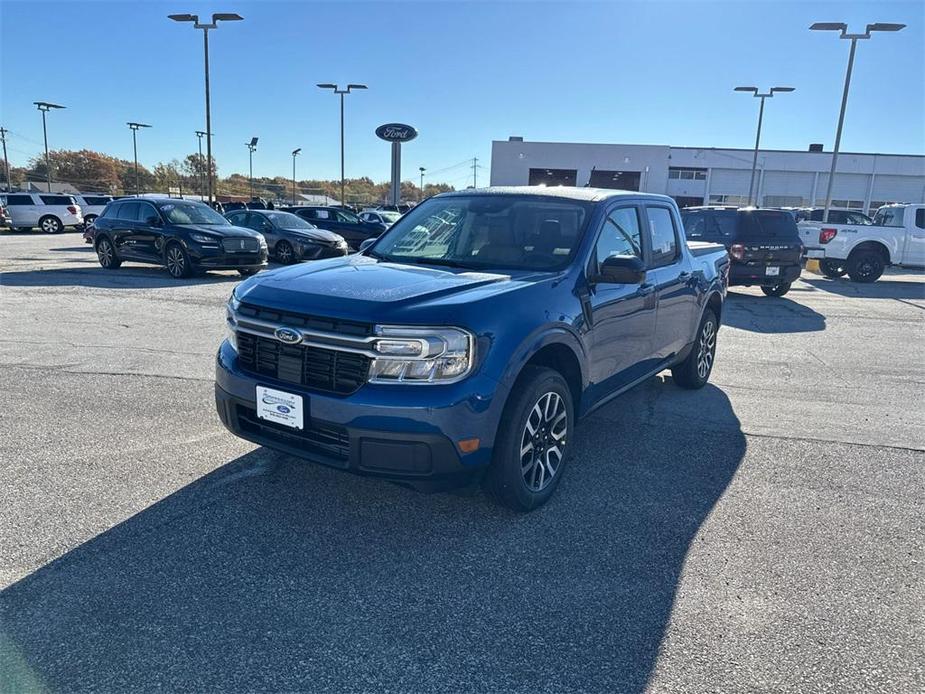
[678,271,692,282]
[637,283,655,296]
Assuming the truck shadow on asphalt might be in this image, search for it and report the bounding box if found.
[723,291,826,333]
[0,378,745,694]
[802,277,925,301]
[0,266,244,289]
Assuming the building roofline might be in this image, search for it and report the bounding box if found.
[492,139,925,160]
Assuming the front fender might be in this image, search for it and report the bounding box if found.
[491,323,588,392]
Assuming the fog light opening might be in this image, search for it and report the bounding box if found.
[457,438,480,454]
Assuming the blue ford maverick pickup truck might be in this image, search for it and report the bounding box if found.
[215,187,728,510]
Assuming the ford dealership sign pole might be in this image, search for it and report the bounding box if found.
[376,123,417,206]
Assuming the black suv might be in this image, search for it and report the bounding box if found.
[681,207,803,296]
[93,198,267,279]
[280,206,383,249]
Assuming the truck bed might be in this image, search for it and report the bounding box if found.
[687,240,726,257]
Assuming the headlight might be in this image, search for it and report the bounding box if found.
[368,326,474,384]
[190,233,218,244]
[225,292,240,351]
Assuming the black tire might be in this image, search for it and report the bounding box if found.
[847,249,885,283]
[819,259,847,279]
[275,240,296,264]
[484,366,573,512]
[84,214,98,227]
[238,268,260,277]
[16,227,33,232]
[671,308,718,390]
[760,282,791,297]
[164,242,192,279]
[95,236,122,269]
[39,215,63,234]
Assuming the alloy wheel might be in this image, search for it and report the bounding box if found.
[697,320,716,379]
[41,217,60,233]
[166,247,185,277]
[277,243,293,263]
[520,391,568,492]
[97,240,113,267]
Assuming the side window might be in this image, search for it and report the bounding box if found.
[336,210,359,223]
[6,195,33,206]
[710,211,737,239]
[137,203,159,223]
[101,202,121,219]
[916,208,925,230]
[40,195,72,205]
[594,207,642,268]
[645,206,679,267]
[119,202,140,221]
[314,209,331,220]
[226,211,245,225]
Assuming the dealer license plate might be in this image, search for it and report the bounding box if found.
[256,386,304,429]
[766,266,780,276]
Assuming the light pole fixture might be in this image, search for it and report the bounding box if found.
[127,122,152,195]
[734,86,795,206]
[33,102,66,192]
[317,82,367,207]
[291,148,301,206]
[810,21,905,221]
[419,166,426,201]
[169,12,244,205]
[246,136,258,199]
[195,130,207,198]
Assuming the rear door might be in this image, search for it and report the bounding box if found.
[111,201,143,258]
[5,193,40,228]
[645,204,698,360]
[902,207,925,267]
[128,201,164,259]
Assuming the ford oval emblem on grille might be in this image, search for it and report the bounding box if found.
[239,239,245,249]
[274,327,301,345]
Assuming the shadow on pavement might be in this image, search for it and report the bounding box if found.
[723,291,826,333]
[0,378,745,693]
[802,277,925,301]
[48,246,94,253]
[0,265,244,289]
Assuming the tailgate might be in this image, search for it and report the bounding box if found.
[798,223,822,249]
[740,241,803,264]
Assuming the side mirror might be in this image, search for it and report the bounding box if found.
[596,255,646,284]
[359,238,376,253]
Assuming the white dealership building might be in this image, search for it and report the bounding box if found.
[490,138,925,215]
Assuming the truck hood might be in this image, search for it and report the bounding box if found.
[235,254,544,324]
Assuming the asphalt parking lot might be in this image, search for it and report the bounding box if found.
[1,231,923,693]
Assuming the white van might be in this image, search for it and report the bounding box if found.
[74,194,114,226]
[1,192,84,233]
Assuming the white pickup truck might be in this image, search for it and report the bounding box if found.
[800,203,925,282]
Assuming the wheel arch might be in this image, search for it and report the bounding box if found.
[498,329,587,417]
[848,240,891,264]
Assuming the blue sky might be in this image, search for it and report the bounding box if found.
[1,0,922,186]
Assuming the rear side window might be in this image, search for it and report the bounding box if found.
[916,208,924,230]
[6,194,33,205]
[40,195,73,205]
[100,202,121,219]
[313,209,331,220]
[119,202,140,221]
[740,211,800,239]
[874,207,905,227]
[645,207,679,267]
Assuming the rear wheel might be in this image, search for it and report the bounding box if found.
[165,242,192,279]
[95,236,121,269]
[761,282,791,297]
[819,259,847,278]
[847,250,885,283]
[275,240,295,264]
[39,215,63,234]
[485,366,573,512]
[671,308,718,390]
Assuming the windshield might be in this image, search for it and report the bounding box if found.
[159,201,230,225]
[380,211,401,223]
[265,211,315,229]
[369,195,591,271]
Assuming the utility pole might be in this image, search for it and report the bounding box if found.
[734,87,794,206]
[0,127,10,192]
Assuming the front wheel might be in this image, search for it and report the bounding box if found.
[819,259,847,278]
[485,366,573,512]
[95,237,122,269]
[165,243,192,279]
[761,282,791,297]
[275,240,295,264]
[39,215,63,234]
[671,308,718,390]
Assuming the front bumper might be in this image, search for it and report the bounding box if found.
[296,242,349,261]
[729,261,802,286]
[214,340,503,488]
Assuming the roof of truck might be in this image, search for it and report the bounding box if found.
[438,186,673,204]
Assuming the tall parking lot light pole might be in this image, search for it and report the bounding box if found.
[246,137,258,199]
[0,127,11,192]
[127,122,152,195]
[734,87,794,206]
[33,102,65,192]
[811,22,905,222]
[291,148,301,206]
[419,166,426,200]
[316,83,367,207]
[195,130,207,198]
[169,12,243,205]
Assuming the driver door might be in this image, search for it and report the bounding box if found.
[584,204,658,405]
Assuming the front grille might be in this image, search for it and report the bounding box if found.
[237,303,371,337]
[222,237,260,252]
[237,332,370,395]
[236,405,350,463]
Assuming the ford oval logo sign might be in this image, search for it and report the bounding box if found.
[375,123,418,143]
[274,327,301,345]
